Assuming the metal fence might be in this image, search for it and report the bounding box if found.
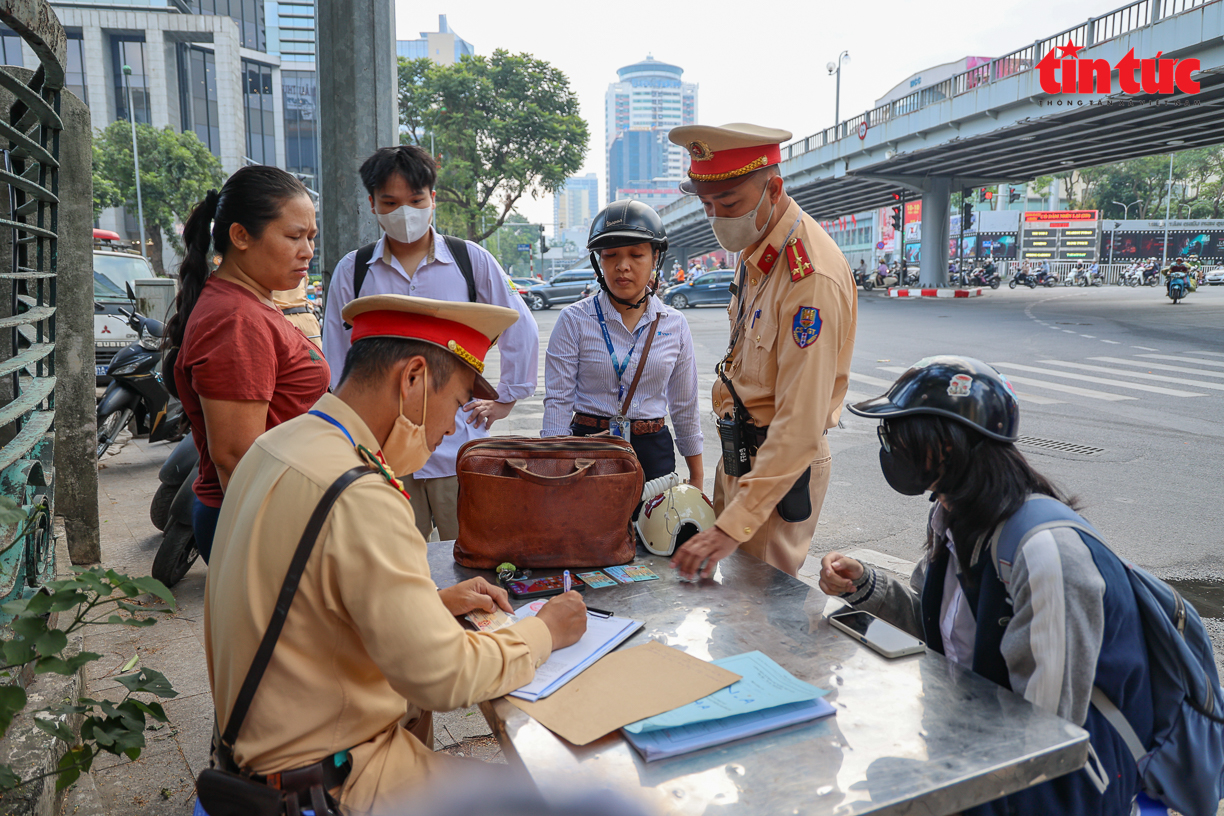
[0,1,66,610]
[778,0,1220,162]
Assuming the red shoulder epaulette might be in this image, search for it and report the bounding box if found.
[758,244,780,275]
[787,237,816,282]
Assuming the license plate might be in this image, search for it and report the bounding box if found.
[96,365,108,376]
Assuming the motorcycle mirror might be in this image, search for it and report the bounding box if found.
[125,281,137,302]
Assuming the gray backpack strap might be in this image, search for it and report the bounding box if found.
[1091,686,1146,763]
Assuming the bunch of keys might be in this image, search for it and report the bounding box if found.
[496,562,530,584]
[609,415,631,442]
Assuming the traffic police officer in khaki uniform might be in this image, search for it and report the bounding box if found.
[204,295,587,815]
[669,123,857,579]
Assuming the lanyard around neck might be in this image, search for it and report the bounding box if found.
[309,410,355,446]
[727,215,803,361]
[594,295,650,383]
[309,409,413,503]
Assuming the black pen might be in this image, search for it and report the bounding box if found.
[586,607,613,618]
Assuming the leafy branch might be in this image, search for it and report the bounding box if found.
[0,559,178,793]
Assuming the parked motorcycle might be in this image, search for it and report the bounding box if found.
[903,268,920,286]
[96,305,186,457]
[150,433,200,588]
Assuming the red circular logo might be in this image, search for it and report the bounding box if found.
[857,122,869,140]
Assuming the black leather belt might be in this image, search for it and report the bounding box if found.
[254,755,350,793]
[281,306,312,316]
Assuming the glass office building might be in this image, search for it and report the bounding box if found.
[604,56,697,204]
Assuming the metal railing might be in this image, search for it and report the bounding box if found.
[0,2,66,610]
[780,0,1218,162]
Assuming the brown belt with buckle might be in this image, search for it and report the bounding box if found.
[573,413,665,436]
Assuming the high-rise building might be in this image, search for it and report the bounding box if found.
[397,15,474,66]
[605,55,697,205]
[35,0,330,271]
[554,173,599,233]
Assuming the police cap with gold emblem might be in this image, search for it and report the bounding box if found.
[668,123,793,194]
[341,295,518,400]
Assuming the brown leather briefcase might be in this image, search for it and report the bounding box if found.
[454,436,644,569]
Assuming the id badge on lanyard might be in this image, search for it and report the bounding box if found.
[609,415,631,442]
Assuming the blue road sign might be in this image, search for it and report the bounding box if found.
[517,243,531,252]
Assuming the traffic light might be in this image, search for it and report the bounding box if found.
[890,207,902,230]
[538,224,548,254]
[983,190,993,201]
[1009,186,1022,203]
[962,201,974,230]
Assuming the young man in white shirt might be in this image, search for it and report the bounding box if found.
[322,146,539,541]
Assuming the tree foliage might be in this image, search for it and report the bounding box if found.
[0,504,178,796]
[93,123,226,275]
[1070,146,1224,220]
[398,51,589,243]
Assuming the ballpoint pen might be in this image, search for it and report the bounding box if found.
[563,570,572,593]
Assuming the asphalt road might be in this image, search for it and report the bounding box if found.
[511,283,1223,584]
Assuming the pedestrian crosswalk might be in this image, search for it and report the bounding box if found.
[859,350,1224,408]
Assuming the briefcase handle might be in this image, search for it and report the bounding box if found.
[506,458,596,486]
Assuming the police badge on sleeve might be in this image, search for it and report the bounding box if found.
[792,306,821,348]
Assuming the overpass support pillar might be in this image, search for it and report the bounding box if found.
[919,177,951,287]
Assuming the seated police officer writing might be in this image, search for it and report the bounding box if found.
[821,356,1153,816]
[204,295,586,814]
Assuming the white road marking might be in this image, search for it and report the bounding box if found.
[992,362,1204,397]
[1042,360,1224,392]
[1132,345,1158,351]
[1137,354,1224,369]
[986,372,1135,401]
[1186,351,1224,358]
[1080,335,1095,338]
[877,366,1063,404]
[1089,357,1224,379]
[1063,330,1077,334]
[1101,339,1121,344]
[849,371,896,388]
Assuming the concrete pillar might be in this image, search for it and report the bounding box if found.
[212,18,245,175]
[55,91,102,565]
[145,28,170,128]
[318,0,397,286]
[919,177,951,287]
[1048,176,1060,211]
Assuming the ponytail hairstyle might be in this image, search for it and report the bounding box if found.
[165,165,309,349]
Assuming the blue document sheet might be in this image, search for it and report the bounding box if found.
[622,697,836,762]
[624,651,828,733]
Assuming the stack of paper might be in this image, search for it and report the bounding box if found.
[509,603,642,702]
[622,651,835,761]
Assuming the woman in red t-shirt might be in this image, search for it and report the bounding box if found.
[166,166,330,563]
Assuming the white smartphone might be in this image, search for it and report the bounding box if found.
[828,608,926,658]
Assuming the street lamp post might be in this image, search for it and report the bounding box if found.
[1161,147,1179,268]
[826,51,850,135]
[122,65,147,259]
[1111,199,1142,219]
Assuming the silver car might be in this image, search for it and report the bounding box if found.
[1205,267,1224,286]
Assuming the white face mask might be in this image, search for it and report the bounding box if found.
[708,182,775,253]
[382,368,431,476]
[377,203,433,244]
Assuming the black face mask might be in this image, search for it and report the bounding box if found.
[879,447,931,496]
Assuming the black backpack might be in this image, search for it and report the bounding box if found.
[351,234,476,303]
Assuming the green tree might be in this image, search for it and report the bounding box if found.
[398,50,588,243]
[1072,147,1224,220]
[93,123,226,275]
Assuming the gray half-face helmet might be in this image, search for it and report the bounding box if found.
[846,355,1020,442]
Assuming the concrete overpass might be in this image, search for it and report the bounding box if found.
[659,0,1224,285]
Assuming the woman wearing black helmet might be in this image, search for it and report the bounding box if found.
[821,356,1158,816]
[542,199,703,487]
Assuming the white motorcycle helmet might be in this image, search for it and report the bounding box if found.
[635,482,717,557]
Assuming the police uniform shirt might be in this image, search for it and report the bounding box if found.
[204,393,553,815]
[713,199,858,542]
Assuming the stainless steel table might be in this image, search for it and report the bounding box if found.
[429,544,1088,815]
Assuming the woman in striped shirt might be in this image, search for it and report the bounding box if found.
[543,200,704,487]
